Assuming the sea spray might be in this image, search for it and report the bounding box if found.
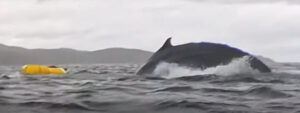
[153,56,260,78]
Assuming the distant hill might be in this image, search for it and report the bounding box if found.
[1,43,285,66]
[0,44,153,65]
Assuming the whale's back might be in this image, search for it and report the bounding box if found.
[151,42,248,68]
[137,40,271,75]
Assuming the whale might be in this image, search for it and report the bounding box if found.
[137,38,271,75]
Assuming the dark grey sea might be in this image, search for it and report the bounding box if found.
[1,62,300,113]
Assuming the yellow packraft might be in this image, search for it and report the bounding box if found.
[22,64,66,75]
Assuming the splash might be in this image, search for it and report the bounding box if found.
[153,56,260,78]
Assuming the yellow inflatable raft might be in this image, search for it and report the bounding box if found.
[22,64,66,75]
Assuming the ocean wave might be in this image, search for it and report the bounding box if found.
[154,100,250,112]
[171,73,286,84]
[154,86,196,92]
[73,70,109,75]
[173,74,219,81]
[243,86,292,98]
[210,74,285,83]
[16,101,103,111]
[201,88,242,94]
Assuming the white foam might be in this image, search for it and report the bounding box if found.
[153,56,260,79]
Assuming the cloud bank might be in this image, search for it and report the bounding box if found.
[0,0,299,62]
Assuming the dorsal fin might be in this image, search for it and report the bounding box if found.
[158,37,173,51]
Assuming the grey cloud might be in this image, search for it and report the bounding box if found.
[0,0,299,62]
[13,28,95,39]
[189,0,300,4]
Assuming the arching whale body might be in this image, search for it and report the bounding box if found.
[137,38,271,75]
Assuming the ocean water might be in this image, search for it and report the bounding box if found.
[1,61,300,113]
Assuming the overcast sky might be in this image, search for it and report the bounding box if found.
[0,0,299,62]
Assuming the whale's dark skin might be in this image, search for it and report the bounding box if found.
[137,38,271,75]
